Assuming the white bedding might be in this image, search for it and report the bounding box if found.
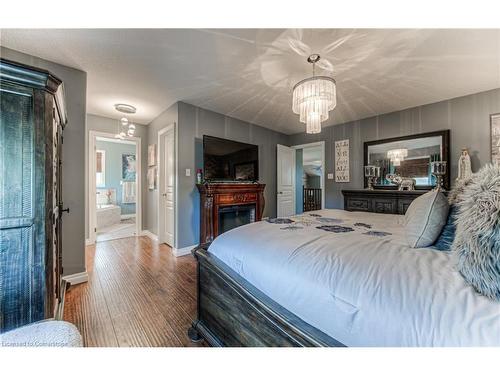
[208,209,500,346]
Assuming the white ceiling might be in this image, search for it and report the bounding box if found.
[1,29,499,134]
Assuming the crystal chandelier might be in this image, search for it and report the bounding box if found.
[114,103,136,139]
[387,148,408,166]
[292,54,336,134]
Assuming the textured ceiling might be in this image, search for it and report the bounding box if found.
[1,29,499,134]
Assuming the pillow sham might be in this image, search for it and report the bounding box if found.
[404,190,449,248]
[453,163,500,301]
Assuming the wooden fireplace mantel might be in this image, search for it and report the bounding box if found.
[197,182,266,245]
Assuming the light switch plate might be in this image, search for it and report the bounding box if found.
[185,168,191,177]
[327,173,334,180]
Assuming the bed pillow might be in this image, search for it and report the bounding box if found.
[432,205,458,251]
[404,190,449,248]
[453,163,500,301]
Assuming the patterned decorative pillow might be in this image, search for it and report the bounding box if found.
[432,205,458,251]
[453,163,500,301]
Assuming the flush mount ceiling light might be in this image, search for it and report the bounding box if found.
[114,103,137,114]
[114,104,136,139]
[292,54,337,134]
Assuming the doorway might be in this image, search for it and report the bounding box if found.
[292,142,325,214]
[157,124,176,247]
[89,131,142,244]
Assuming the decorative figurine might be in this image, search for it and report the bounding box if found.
[457,148,472,182]
[386,174,416,191]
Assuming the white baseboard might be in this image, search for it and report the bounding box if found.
[63,271,89,285]
[85,238,94,246]
[172,244,197,257]
[141,230,158,242]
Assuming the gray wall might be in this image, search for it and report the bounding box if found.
[145,102,178,236]
[1,47,87,275]
[289,88,500,209]
[146,101,289,249]
[86,114,148,238]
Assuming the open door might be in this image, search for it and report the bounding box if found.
[277,144,296,217]
[159,125,175,246]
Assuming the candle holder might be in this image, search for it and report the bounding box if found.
[431,161,447,191]
[364,165,380,190]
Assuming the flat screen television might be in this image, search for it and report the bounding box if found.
[203,135,259,182]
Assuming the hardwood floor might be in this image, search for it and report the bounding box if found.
[63,236,205,347]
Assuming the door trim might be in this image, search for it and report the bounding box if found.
[291,141,326,211]
[157,123,177,248]
[88,130,142,244]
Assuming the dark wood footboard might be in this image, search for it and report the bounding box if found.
[188,245,344,347]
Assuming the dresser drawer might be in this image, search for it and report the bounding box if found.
[345,197,370,212]
[373,198,397,214]
[398,198,414,214]
[216,192,257,204]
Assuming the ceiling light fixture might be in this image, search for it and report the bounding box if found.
[292,54,337,134]
[114,103,136,139]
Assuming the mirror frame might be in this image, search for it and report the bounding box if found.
[363,129,450,191]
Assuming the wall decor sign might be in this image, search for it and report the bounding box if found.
[491,113,500,166]
[148,144,156,167]
[122,153,137,180]
[147,167,157,190]
[335,139,350,182]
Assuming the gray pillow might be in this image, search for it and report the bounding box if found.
[404,190,449,248]
[453,163,500,301]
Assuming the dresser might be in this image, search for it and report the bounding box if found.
[0,59,67,332]
[342,189,427,215]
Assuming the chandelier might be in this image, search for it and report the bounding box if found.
[387,148,408,166]
[114,103,136,139]
[292,54,336,134]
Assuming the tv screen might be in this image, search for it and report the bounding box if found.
[203,135,259,181]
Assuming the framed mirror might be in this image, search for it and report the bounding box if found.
[364,130,450,190]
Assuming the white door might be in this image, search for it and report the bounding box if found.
[277,144,296,217]
[159,127,175,246]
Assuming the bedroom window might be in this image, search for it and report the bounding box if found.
[96,149,106,187]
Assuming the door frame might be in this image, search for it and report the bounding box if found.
[291,141,326,212]
[88,130,142,244]
[157,123,177,247]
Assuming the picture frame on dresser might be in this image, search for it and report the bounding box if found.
[364,129,450,191]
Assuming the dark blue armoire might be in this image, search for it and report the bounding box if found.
[0,58,67,333]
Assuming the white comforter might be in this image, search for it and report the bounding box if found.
[208,209,500,346]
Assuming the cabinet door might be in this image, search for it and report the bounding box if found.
[373,198,397,214]
[0,84,46,332]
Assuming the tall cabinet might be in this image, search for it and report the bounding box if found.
[0,58,67,333]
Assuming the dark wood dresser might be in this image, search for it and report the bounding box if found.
[342,189,427,215]
[197,182,265,245]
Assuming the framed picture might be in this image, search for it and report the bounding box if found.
[335,139,350,183]
[147,167,157,190]
[148,144,156,167]
[122,153,136,180]
[491,113,500,166]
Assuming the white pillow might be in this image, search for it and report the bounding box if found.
[404,190,449,248]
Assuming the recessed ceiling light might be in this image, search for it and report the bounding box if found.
[114,103,136,114]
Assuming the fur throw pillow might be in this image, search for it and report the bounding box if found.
[453,163,500,300]
[448,177,473,205]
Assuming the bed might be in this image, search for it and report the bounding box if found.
[188,209,500,347]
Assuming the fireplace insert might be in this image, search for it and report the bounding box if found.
[218,204,256,235]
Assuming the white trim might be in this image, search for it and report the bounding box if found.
[63,271,88,285]
[157,123,177,247]
[96,136,135,145]
[291,141,326,211]
[141,230,158,242]
[95,149,106,188]
[88,130,142,245]
[85,238,94,246]
[172,244,196,257]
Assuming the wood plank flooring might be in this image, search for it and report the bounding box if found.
[63,236,204,347]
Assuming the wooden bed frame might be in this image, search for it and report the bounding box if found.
[187,245,345,347]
